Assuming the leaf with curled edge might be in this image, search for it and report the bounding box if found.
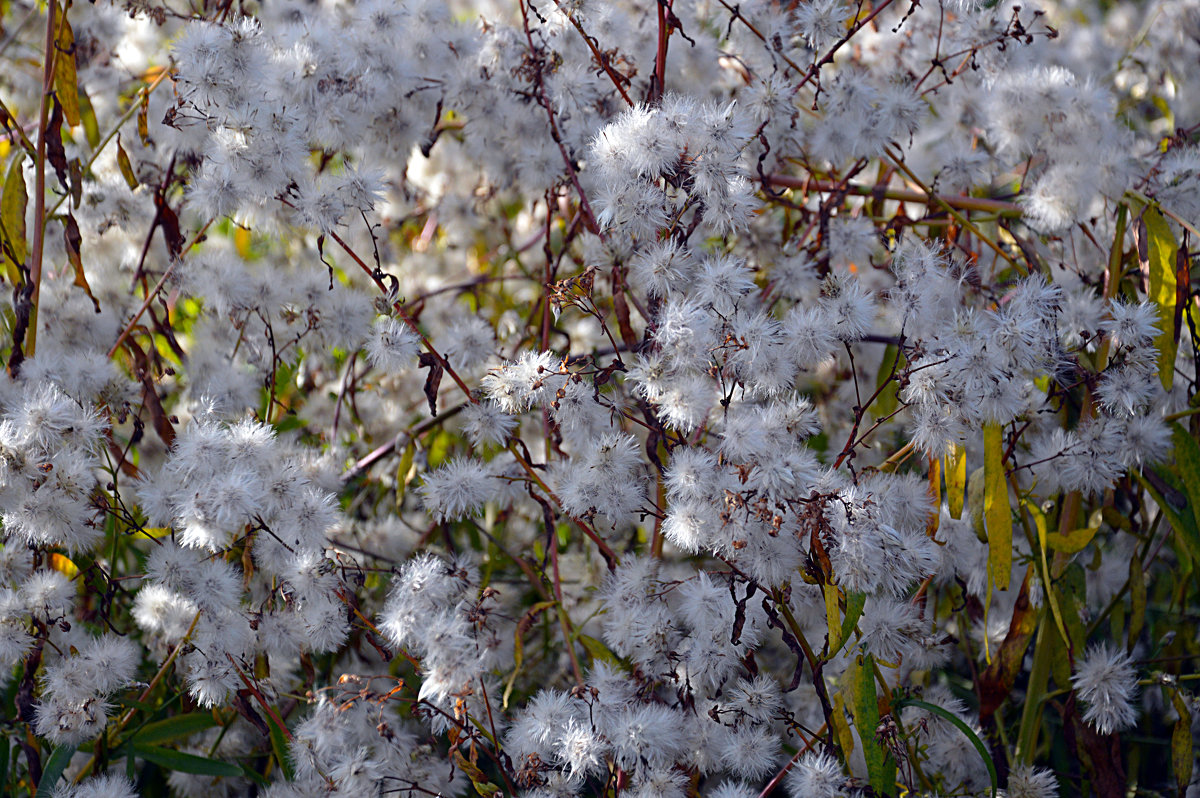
[418,351,443,417]
[63,213,100,312]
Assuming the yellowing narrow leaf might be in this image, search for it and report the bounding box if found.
[78,88,101,150]
[825,584,842,654]
[1143,208,1178,389]
[53,13,82,127]
[137,89,151,144]
[116,136,138,190]
[945,443,967,519]
[49,553,78,578]
[2,152,28,280]
[831,692,855,758]
[394,442,416,509]
[1171,689,1194,794]
[1043,526,1100,554]
[983,423,1012,592]
[928,455,941,536]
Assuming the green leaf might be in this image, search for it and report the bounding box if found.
[871,344,904,418]
[1132,468,1198,574]
[124,712,219,747]
[983,423,1012,592]
[849,654,893,793]
[130,743,243,778]
[577,633,619,666]
[78,88,101,150]
[1142,208,1178,389]
[267,713,295,782]
[1127,551,1146,650]
[895,697,998,798]
[35,745,77,797]
[1172,423,1200,533]
[839,590,866,652]
[0,735,8,791]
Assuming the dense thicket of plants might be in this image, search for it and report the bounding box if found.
[0,0,1198,795]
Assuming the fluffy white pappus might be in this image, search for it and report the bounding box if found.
[183,556,243,615]
[783,305,838,369]
[1072,643,1139,735]
[132,584,200,644]
[662,501,715,554]
[858,596,923,662]
[1019,164,1089,233]
[40,635,138,705]
[33,694,111,745]
[827,214,878,270]
[720,724,781,780]
[629,766,689,798]
[0,590,34,666]
[435,314,497,375]
[378,552,475,651]
[297,592,350,654]
[709,781,759,798]
[1101,299,1160,351]
[1005,764,1060,798]
[628,238,696,298]
[364,315,420,373]
[481,351,564,414]
[785,751,847,798]
[1095,362,1158,416]
[604,702,688,770]
[418,457,498,522]
[8,381,107,454]
[19,570,76,622]
[506,689,586,762]
[1117,414,1172,467]
[724,674,784,725]
[50,774,138,798]
[459,399,518,448]
[827,522,886,595]
[793,0,850,50]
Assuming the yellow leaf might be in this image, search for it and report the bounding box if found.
[49,553,78,578]
[831,691,855,758]
[984,423,1012,592]
[944,443,966,519]
[78,88,101,150]
[138,527,173,539]
[53,13,82,128]
[234,227,253,259]
[2,152,28,283]
[1043,526,1100,554]
[1143,207,1178,390]
[824,584,842,654]
[116,136,138,190]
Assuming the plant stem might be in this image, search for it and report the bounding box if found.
[27,0,59,358]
